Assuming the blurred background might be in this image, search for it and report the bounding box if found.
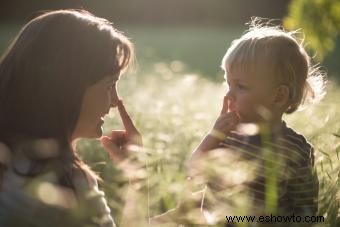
[1,0,339,81]
[1,1,339,226]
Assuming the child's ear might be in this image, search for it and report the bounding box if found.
[273,85,289,108]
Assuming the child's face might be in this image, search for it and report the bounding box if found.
[225,67,278,123]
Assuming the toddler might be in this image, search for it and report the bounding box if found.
[191,19,326,224]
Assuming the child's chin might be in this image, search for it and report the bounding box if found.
[239,118,255,124]
[238,116,247,123]
[240,120,250,124]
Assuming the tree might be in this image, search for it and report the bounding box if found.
[284,0,340,60]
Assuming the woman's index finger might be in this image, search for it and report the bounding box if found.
[117,100,136,131]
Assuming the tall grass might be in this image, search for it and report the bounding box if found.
[1,25,339,226]
[78,61,339,226]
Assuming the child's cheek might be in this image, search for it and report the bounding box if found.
[234,103,247,122]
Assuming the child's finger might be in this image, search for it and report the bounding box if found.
[227,98,231,113]
[117,100,137,132]
[220,96,228,115]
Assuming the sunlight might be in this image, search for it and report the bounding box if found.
[237,123,259,136]
[37,182,76,208]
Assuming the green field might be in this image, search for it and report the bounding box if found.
[1,25,339,226]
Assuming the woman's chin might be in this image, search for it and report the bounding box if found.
[72,124,103,140]
[94,125,104,138]
[84,126,103,139]
[92,120,104,138]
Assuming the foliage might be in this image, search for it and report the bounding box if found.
[284,0,340,60]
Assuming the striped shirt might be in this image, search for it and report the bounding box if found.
[217,121,318,222]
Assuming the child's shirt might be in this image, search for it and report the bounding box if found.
[218,121,318,217]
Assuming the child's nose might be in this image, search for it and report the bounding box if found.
[226,90,234,99]
[225,92,236,112]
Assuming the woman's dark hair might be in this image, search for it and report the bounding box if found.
[0,9,133,186]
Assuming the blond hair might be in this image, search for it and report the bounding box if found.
[221,18,326,114]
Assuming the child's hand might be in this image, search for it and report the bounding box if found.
[100,100,142,163]
[210,96,239,140]
[191,96,239,158]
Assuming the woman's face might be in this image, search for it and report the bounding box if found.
[72,74,119,140]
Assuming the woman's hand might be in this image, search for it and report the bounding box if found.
[100,100,142,163]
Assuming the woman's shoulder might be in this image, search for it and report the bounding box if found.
[72,166,98,192]
[0,141,116,227]
[71,166,116,227]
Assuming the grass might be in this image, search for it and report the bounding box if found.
[1,25,339,226]
[85,63,339,226]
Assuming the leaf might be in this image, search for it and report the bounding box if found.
[332,133,340,138]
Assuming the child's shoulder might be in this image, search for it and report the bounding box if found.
[279,121,314,163]
[281,121,313,150]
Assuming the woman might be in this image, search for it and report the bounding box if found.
[0,9,141,227]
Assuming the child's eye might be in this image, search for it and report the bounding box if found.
[237,84,247,90]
